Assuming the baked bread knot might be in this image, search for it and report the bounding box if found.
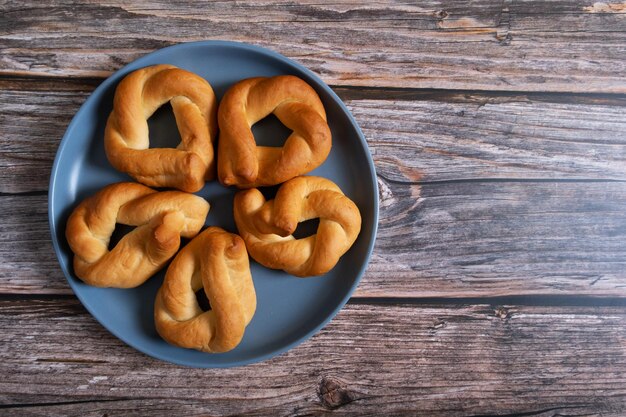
[105,64,218,192]
[234,176,361,277]
[217,76,332,188]
[66,182,209,288]
[154,227,256,353]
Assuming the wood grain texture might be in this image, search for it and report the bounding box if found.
[2,79,626,194]
[3,177,625,297]
[1,1,626,92]
[352,93,626,183]
[0,79,92,194]
[1,299,625,416]
[2,1,626,414]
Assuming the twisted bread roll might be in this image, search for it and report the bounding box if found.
[234,176,361,277]
[154,227,256,353]
[105,65,217,192]
[218,76,332,188]
[66,182,209,288]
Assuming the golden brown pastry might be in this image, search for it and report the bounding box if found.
[154,227,256,353]
[105,64,218,192]
[217,75,332,188]
[234,176,361,277]
[65,182,209,288]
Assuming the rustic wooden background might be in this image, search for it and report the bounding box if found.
[1,1,626,416]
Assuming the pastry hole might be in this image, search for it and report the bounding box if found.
[259,184,280,200]
[108,223,135,251]
[195,289,212,312]
[251,113,292,147]
[293,218,320,239]
[148,102,182,149]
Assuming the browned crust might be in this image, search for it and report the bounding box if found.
[154,227,256,353]
[234,176,361,277]
[104,65,218,192]
[65,182,209,288]
[217,76,331,188]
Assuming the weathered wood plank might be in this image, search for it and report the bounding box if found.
[2,79,625,194]
[1,299,625,416]
[371,178,626,297]
[1,1,625,92]
[3,178,625,297]
[353,94,626,184]
[0,80,92,194]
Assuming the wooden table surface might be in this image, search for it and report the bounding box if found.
[2,1,626,416]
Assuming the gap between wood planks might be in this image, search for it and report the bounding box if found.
[0,397,601,416]
[0,398,131,410]
[1,293,626,308]
[4,177,626,198]
[379,175,626,186]
[333,85,626,107]
[2,73,626,105]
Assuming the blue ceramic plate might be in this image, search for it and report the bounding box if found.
[49,41,378,367]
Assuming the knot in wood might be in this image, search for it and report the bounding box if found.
[431,319,446,330]
[495,306,510,319]
[497,32,513,46]
[377,177,396,209]
[318,376,360,409]
[434,10,449,19]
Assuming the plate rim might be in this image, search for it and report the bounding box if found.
[48,40,379,368]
